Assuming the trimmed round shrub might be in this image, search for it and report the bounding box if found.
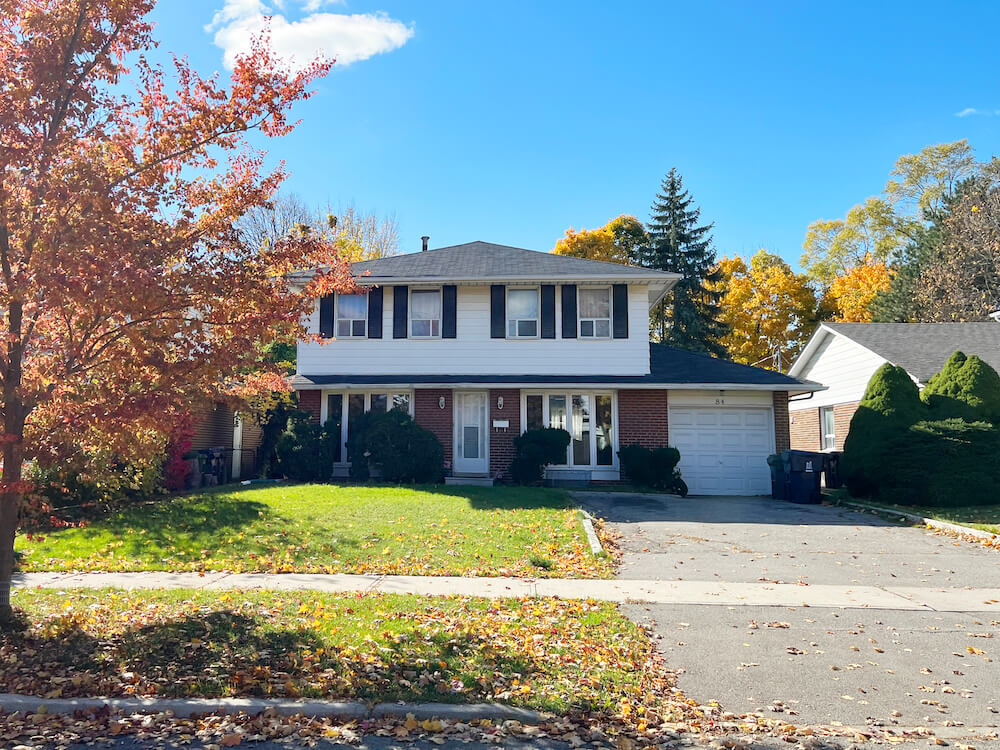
[922,351,1000,422]
[841,363,925,497]
[362,410,444,484]
[617,444,687,495]
[870,418,1000,506]
[509,428,571,484]
[274,412,339,481]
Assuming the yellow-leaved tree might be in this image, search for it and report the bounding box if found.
[552,215,647,265]
[825,259,892,322]
[709,250,820,371]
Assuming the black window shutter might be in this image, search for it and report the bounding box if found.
[393,286,408,338]
[367,286,383,339]
[561,284,577,339]
[490,285,505,339]
[540,284,556,339]
[319,294,334,338]
[612,284,628,339]
[442,285,457,338]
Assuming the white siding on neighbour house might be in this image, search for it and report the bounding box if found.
[298,283,652,377]
[788,332,887,411]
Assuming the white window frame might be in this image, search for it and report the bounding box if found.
[821,406,836,451]
[409,288,442,339]
[320,390,415,466]
[578,286,612,339]
[520,390,618,468]
[506,286,540,339]
[335,293,367,338]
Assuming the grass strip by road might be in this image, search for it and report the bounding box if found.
[7,588,665,719]
[16,483,612,578]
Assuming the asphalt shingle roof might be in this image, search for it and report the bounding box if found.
[351,241,679,281]
[824,322,1000,383]
[291,343,816,390]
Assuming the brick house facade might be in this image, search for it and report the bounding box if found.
[789,401,858,451]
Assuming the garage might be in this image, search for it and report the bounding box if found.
[668,395,774,496]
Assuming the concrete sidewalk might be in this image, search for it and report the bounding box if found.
[13,571,1000,612]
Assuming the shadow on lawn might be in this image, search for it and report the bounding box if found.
[453,486,575,511]
[1,609,559,708]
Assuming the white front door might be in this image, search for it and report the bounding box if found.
[668,407,774,495]
[454,391,489,475]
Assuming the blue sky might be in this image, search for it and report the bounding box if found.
[152,0,1000,268]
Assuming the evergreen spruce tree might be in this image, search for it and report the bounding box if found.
[640,169,728,356]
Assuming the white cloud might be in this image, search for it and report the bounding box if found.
[207,0,413,71]
[954,107,998,118]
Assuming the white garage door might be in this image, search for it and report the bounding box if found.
[668,407,774,495]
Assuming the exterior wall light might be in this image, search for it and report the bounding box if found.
[439,395,445,409]
[497,396,504,410]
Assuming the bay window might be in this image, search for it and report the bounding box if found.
[521,391,616,468]
[324,391,414,465]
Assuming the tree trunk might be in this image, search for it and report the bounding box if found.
[0,299,25,624]
[0,442,21,624]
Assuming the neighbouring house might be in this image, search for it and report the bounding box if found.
[189,401,263,482]
[787,322,1000,452]
[290,241,822,495]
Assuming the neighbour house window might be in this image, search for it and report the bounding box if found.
[410,289,441,337]
[523,392,616,468]
[507,288,539,337]
[821,407,836,451]
[578,287,611,338]
[336,294,367,337]
[325,391,414,464]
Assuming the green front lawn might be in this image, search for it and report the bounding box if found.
[852,499,1000,535]
[16,483,611,577]
[7,589,663,717]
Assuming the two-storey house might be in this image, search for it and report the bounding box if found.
[290,241,821,494]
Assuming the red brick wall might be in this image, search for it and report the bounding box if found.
[789,407,820,450]
[773,391,790,452]
[489,389,521,479]
[788,401,860,451]
[833,401,859,450]
[618,389,669,448]
[414,388,453,467]
[298,389,321,425]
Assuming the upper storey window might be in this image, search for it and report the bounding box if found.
[578,287,611,338]
[410,289,441,338]
[336,294,367,337]
[507,288,539,338]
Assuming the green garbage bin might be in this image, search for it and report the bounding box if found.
[785,450,822,504]
[823,452,842,490]
[767,453,786,499]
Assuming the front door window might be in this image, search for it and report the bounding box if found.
[454,392,488,474]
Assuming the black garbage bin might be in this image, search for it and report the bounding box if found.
[766,454,786,500]
[823,451,843,490]
[784,450,823,504]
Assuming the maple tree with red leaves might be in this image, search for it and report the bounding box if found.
[0,0,355,619]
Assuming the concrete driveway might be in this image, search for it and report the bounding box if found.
[574,492,1000,736]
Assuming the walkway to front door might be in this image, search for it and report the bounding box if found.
[454,391,488,475]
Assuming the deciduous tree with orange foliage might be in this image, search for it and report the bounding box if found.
[552,215,647,265]
[709,250,820,371]
[0,0,354,619]
[825,259,891,322]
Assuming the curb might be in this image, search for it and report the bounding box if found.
[837,499,1000,543]
[578,510,605,555]
[0,693,545,722]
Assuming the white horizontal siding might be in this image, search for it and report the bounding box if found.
[788,332,887,411]
[298,283,651,377]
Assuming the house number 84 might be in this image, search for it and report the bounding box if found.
[715,398,725,405]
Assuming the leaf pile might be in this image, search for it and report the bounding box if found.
[15,484,614,578]
[6,590,671,717]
